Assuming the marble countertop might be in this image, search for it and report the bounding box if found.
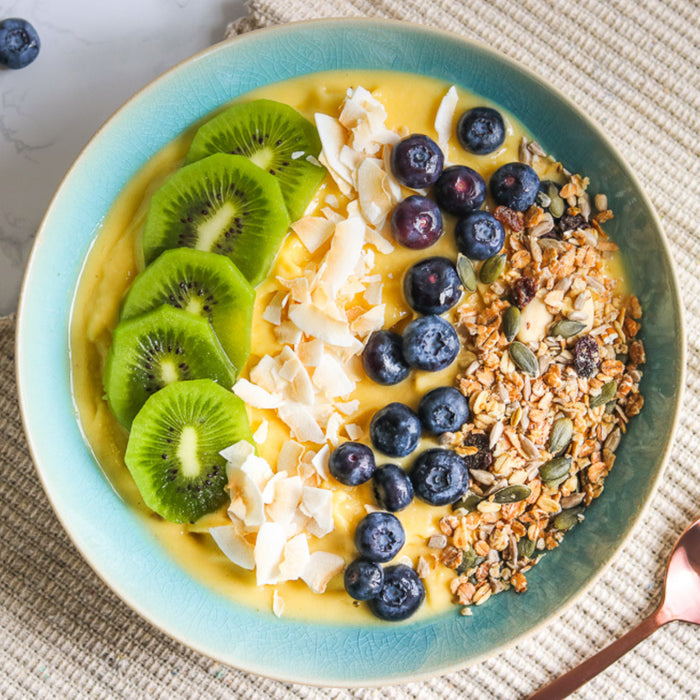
[0,0,245,316]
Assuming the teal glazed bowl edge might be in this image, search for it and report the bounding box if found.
[16,19,684,686]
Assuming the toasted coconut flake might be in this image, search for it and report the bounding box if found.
[279,533,311,581]
[277,440,305,473]
[312,353,356,398]
[209,525,255,570]
[296,338,325,367]
[301,551,345,594]
[302,486,334,538]
[274,321,304,346]
[291,216,335,254]
[249,355,283,394]
[364,226,395,254]
[318,215,366,296]
[363,281,383,306]
[335,399,360,416]
[233,378,284,409]
[254,522,287,586]
[277,275,311,304]
[278,400,326,444]
[272,590,285,617]
[345,423,363,440]
[252,420,269,445]
[397,554,413,568]
[435,86,459,160]
[262,291,286,326]
[227,466,266,531]
[219,439,255,466]
[261,471,287,504]
[315,113,353,184]
[339,144,365,172]
[351,304,386,337]
[267,475,304,527]
[311,444,331,480]
[325,411,344,446]
[357,159,395,227]
[288,303,355,347]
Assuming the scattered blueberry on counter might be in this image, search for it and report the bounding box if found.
[354,511,406,563]
[344,558,384,601]
[0,18,40,69]
[402,315,460,371]
[403,257,462,315]
[490,162,540,212]
[361,330,410,385]
[390,134,444,188]
[457,106,506,155]
[369,565,426,621]
[418,386,470,435]
[372,464,414,512]
[434,165,486,216]
[328,441,376,486]
[370,402,421,457]
[454,210,505,260]
[411,448,470,506]
[390,195,443,249]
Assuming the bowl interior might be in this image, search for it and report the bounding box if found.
[17,19,683,685]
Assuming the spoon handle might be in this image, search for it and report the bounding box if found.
[528,606,669,699]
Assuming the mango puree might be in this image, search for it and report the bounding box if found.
[70,70,532,622]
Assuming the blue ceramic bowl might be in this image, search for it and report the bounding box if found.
[17,19,683,686]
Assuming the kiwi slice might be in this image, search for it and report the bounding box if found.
[121,248,254,373]
[104,305,236,428]
[186,99,326,221]
[124,379,252,523]
[141,153,290,285]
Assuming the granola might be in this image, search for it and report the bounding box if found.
[434,143,644,611]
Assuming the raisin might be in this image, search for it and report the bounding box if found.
[511,276,537,309]
[573,335,600,377]
[559,213,587,231]
[462,431,494,470]
[493,205,524,233]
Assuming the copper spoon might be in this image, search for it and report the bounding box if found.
[528,518,700,699]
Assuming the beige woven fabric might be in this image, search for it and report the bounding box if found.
[3,0,700,696]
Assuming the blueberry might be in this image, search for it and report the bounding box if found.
[418,387,470,434]
[403,257,462,315]
[362,330,410,385]
[411,448,469,506]
[457,107,506,155]
[328,442,376,486]
[402,316,459,372]
[344,558,384,601]
[373,464,414,512]
[455,210,505,260]
[369,564,425,621]
[490,162,540,212]
[434,165,486,216]
[355,511,405,563]
[370,403,421,457]
[0,18,40,69]
[390,134,444,189]
[390,195,443,249]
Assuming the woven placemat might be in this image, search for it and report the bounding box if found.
[3,0,700,696]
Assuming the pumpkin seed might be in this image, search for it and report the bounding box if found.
[553,506,585,531]
[452,493,482,512]
[590,380,617,408]
[503,305,521,342]
[546,183,566,218]
[493,484,531,504]
[539,455,572,482]
[509,341,539,376]
[479,253,507,284]
[517,537,536,559]
[456,546,485,575]
[456,253,477,293]
[548,417,573,456]
[550,319,587,338]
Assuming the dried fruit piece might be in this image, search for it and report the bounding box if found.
[460,432,494,471]
[511,276,537,309]
[493,205,524,233]
[573,335,600,377]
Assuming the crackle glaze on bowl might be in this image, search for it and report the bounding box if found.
[16,19,683,686]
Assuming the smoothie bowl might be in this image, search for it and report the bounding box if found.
[17,19,683,685]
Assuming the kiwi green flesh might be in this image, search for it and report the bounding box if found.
[142,153,290,286]
[124,379,252,524]
[121,248,254,373]
[104,305,236,429]
[186,99,326,221]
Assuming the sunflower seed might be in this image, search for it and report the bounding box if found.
[560,492,585,509]
[548,417,574,456]
[520,434,540,460]
[480,253,507,284]
[550,319,587,338]
[604,427,621,452]
[539,455,572,482]
[509,341,539,376]
[502,305,521,342]
[470,469,496,486]
[456,253,478,292]
[489,421,504,449]
[493,484,532,503]
[590,380,617,408]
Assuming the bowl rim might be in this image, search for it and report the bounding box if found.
[15,16,686,688]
